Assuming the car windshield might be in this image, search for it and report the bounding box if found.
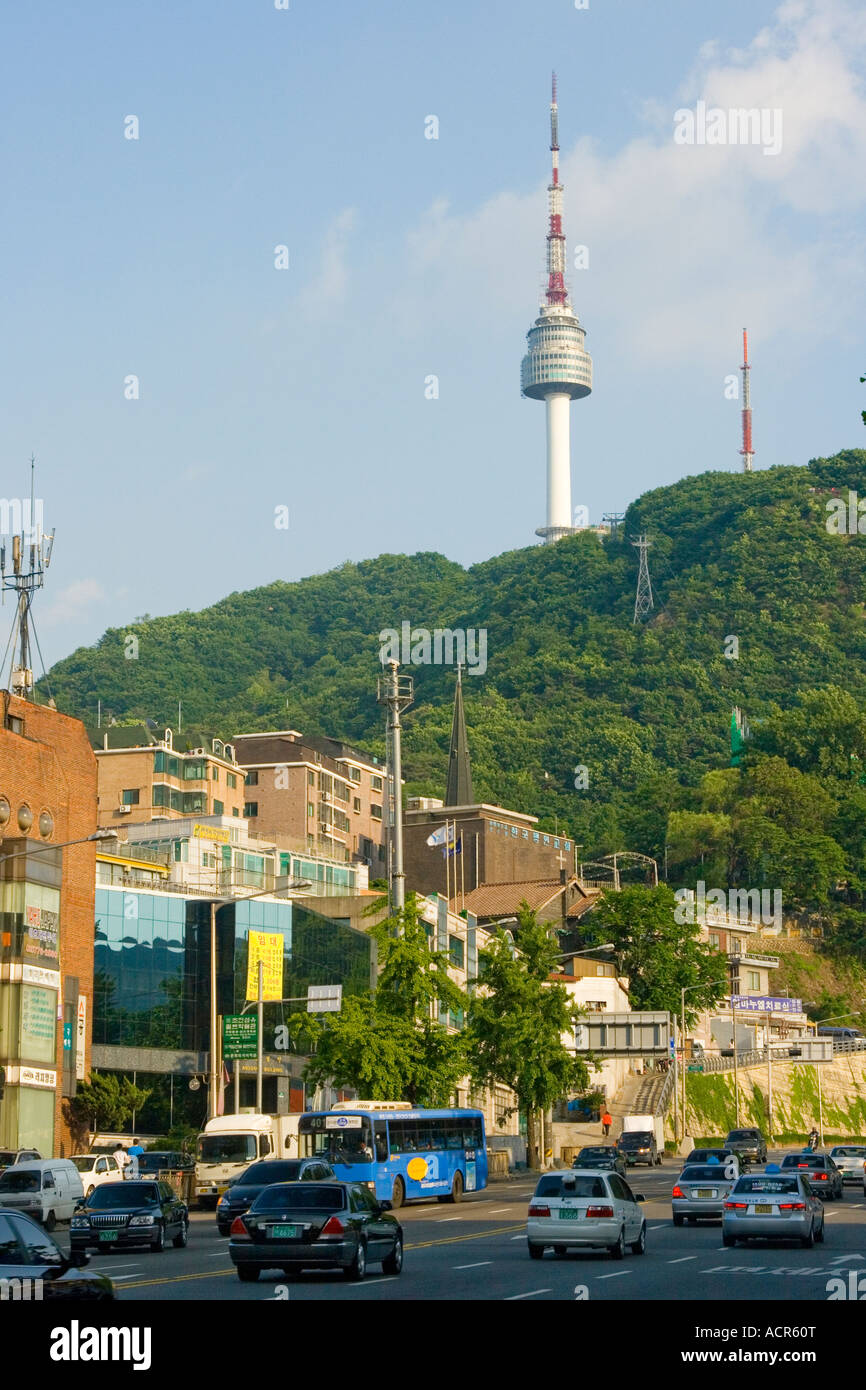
[87,1183,160,1208]
[536,1175,608,1199]
[0,1170,40,1192]
[781,1155,823,1168]
[727,1131,758,1142]
[236,1162,303,1187]
[137,1153,175,1171]
[688,1150,730,1162]
[577,1157,614,1166]
[578,1149,612,1159]
[619,1134,651,1147]
[251,1184,344,1212]
[831,1147,866,1157]
[734,1177,800,1195]
[0,1152,18,1167]
[680,1166,733,1182]
[197,1135,258,1164]
[69,1157,97,1172]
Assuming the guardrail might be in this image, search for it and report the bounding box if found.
[831,1038,866,1055]
[654,1063,677,1115]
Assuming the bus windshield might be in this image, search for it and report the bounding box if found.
[299,1116,374,1164]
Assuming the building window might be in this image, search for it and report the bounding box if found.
[371,804,383,821]
[244,802,258,817]
[449,935,464,968]
[353,797,361,813]
[5,715,23,735]
[748,971,761,990]
[350,767,361,783]
[233,807,239,817]
[308,771,315,786]
[213,799,224,815]
[122,789,140,805]
[245,770,259,786]
[308,802,315,818]
[371,775,383,792]
[227,773,236,789]
[212,767,219,782]
[152,783,171,808]
[709,933,719,949]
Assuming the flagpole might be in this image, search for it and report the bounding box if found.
[461,830,465,911]
[445,819,451,909]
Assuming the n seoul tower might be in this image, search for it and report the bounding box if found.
[521,74,592,543]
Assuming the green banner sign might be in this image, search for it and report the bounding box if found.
[222,1014,258,1059]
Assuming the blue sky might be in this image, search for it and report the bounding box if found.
[1,0,864,673]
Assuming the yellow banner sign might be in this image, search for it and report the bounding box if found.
[246,931,284,1002]
[193,824,231,843]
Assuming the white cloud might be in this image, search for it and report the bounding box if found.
[297,206,357,315]
[40,579,107,627]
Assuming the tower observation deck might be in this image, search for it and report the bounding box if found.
[520,74,593,544]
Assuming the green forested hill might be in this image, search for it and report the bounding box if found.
[42,450,866,905]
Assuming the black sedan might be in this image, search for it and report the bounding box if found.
[137,1150,194,1174]
[228,1181,403,1282]
[71,1180,189,1253]
[0,1207,114,1300]
[216,1158,336,1235]
[573,1147,627,1177]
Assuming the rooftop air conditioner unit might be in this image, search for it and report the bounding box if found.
[117,805,132,815]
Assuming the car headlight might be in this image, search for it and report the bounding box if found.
[71,1216,90,1229]
[129,1214,156,1226]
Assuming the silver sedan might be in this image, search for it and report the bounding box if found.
[672,1163,738,1224]
[722,1173,825,1248]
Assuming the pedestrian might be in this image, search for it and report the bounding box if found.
[601,1109,613,1138]
[113,1142,130,1179]
[127,1137,144,1179]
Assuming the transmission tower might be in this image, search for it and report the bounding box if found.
[632,535,654,624]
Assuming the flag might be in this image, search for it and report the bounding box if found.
[426,824,450,847]
[217,1062,230,1117]
[445,835,462,859]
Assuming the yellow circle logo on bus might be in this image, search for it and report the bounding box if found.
[406,1156,428,1180]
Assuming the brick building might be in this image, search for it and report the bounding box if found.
[403,802,577,900]
[0,691,98,1157]
[232,730,388,875]
[94,727,246,828]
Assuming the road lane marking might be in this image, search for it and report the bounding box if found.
[511,1235,525,1240]
[667,1256,697,1263]
[596,1271,631,1280]
[490,1208,510,1213]
[505,1288,551,1300]
[453,1261,492,1270]
[436,1217,462,1223]
[648,1223,667,1229]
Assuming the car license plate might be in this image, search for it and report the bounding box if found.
[696,1189,716,1199]
[754,1204,773,1215]
[268,1224,300,1239]
[558,1208,580,1219]
[99,1230,119,1242]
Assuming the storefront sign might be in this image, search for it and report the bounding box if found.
[23,905,59,965]
[223,1014,258,1059]
[21,964,61,990]
[76,995,87,1080]
[245,932,284,1002]
[731,994,802,1014]
[193,824,231,843]
[21,986,57,1051]
[7,1066,58,1089]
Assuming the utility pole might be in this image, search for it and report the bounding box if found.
[632,535,654,624]
[256,960,264,1113]
[377,660,413,911]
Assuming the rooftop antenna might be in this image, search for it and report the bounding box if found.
[739,329,754,473]
[1,456,54,700]
[632,535,654,624]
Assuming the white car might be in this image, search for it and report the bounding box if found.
[828,1145,866,1185]
[527,1168,647,1260]
[69,1153,125,1197]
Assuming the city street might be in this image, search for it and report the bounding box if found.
[53,1156,866,1302]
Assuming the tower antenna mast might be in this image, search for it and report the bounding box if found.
[632,535,654,624]
[1,457,54,700]
[739,328,754,473]
[521,74,593,545]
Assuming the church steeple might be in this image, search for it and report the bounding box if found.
[445,664,474,806]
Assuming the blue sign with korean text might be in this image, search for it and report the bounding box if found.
[731,995,802,1014]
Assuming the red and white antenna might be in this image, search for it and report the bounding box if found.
[739,328,754,472]
[546,71,568,307]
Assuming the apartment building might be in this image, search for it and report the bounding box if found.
[232,730,388,874]
[94,727,246,827]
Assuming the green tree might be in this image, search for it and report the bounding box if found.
[588,885,728,1022]
[466,907,590,1169]
[294,895,467,1106]
[67,1073,152,1144]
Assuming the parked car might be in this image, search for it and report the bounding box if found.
[228,1181,402,1282]
[137,1150,195,1174]
[684,1148,739,1174]
[573,1147,627,1178]
[216,1158,336,1234]
[0,1149,41,1173]
[724,1128,768,1164]
[779,1152,844,1200]
[527,1169,647,1259]
[722,1172,825,1248]
[0,1159,85,1231]
[70,1153,125,1197]
[616,1131,660,1166]
[672,1163,739,1224]
[0,1208,114,1300]
[828,1145,866,1184]
[70,1179,189,1253]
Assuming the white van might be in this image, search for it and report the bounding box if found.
[0,1158,85,1229]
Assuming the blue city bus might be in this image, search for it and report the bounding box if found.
[297,1105,487,1207]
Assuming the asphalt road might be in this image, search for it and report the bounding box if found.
[54,1154,866,1302]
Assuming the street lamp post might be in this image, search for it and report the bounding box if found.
[679,981,710,1144]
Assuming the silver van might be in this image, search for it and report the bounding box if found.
[0,1158,85,1229]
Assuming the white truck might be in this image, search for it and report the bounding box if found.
[194,1113,300,1208]
[619,1113,665,1165]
